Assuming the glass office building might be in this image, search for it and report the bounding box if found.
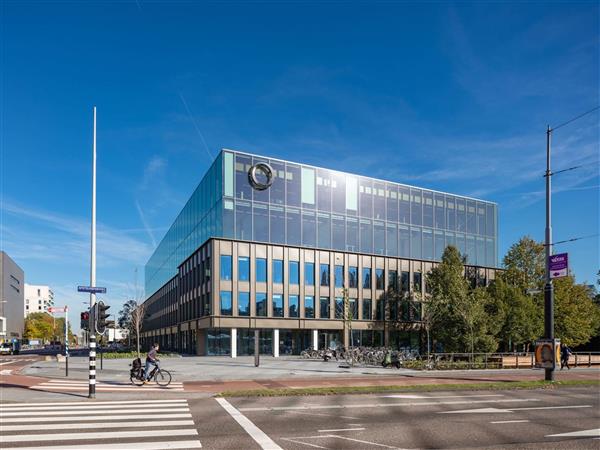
[146,149,497,298]
[142,149,498,356]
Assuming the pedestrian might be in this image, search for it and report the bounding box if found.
[560,344,572,370]
[144,342,160,383]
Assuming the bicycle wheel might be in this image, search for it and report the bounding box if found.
[154,369,172,387]
[130,374,144,386]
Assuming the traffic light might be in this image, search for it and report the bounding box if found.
[95,301,111,334]
[80,311,90,331]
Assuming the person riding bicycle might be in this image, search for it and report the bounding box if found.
[144,342,160,383]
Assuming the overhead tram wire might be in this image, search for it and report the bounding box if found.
[545,233,600,247]
[550,105,600,132]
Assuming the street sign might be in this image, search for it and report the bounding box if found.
[47,306,66,313]
[549,253,569,279]
[77,286,107,294]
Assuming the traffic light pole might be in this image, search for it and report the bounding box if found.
[65,306,69,377]
[89,106,97,399]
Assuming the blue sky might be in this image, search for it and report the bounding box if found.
[1,2,598,332]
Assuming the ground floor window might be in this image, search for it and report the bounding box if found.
[280,330,311,355]
[389,330,420,352]
[351,329,384,347]
[237,329,273,356]
[207,328,231,356]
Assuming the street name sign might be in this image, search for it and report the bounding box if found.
[549,253,568,279]
[77,286,107,294]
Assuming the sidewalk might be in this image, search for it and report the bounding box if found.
[16,355,600,395]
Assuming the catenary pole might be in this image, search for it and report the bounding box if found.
[89,106,97,398]
[544,125,554,381]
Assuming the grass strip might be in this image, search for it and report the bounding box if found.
[216,379,600,398]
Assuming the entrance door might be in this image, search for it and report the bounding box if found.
[319,331,342,350]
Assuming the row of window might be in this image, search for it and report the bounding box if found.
[220,255,421,291]
[219,290,423,321]
[229,153,496,238]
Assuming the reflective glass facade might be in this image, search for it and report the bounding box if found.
[146,149,498,296]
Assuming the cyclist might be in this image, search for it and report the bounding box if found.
[144,342,160,383]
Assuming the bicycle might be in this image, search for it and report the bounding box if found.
[130,359,172,387]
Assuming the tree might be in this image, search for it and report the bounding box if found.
[23,312,75,344]
[502,236,545,293]
[118,299,147,358]
[554,275,600,347]
[487,277,542,351]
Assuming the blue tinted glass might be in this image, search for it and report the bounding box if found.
[220,255,232,280]
[360,219,372,253]
[238,292,250,316]
[256,292,267,316]
[236,201,252,240]
[362,268,371,289]
[320,296,330,319]
[335,297,344,319]
[411,227,422,259]
[238,257,250,281]
[256,258,267,283]
[317,213,331,248]
[289,295,299,317]
[220,291,232,316]
[270,206,285,243]
[304,295,315,318]
[289,261,299,284]
[286,208,301,246]
[374,222,385,255]
[334,265,344,288]
[423,229,433,260]
[348,266,358,288]
[305,262,315,285]
[376,269,384,290]
[273,259,283,284]
[346,217,358,252]
[302,211,316,247]
[362,298,372,320]
[332,215,345,250]
[320,264,330,287]
[273,294,283,317]
[253,203,269,242]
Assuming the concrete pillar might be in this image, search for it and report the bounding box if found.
[231,328,237,358]
[312,329,318,351]
[273,329,279,357]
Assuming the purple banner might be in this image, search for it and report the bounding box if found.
[549,253,568,279]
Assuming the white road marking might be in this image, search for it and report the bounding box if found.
[0,413,193,423]
[12,441,202,450]
[318,428,365,432]
[0,399,187,407]
[31,386,185,392]
[380,394,504,399]
[547,428,600,438]
[491,420,530,424]
[1,402,187,411]
[0,407,190,417]
[512,405,592,412]
[280,437,329,449]
[0,369,13,375]
[240,398,541,412]
[0,428,198,443]
[442,405,592,414]
[216,397,283,450]
[0,419,195,431]
[284,410,361,420]
[0,361,17,366]
[319,435,401,449]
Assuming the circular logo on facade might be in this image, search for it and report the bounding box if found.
[248,163,274,191]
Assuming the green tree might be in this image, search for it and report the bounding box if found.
[487,277,542,351]
[502,236,545,293]
[554,276,600,347]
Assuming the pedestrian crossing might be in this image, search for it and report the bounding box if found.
[31,378,185,392]
[0,398,202,449]
[0,358,37,366]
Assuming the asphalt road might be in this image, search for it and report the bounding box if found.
[1,386,598,449]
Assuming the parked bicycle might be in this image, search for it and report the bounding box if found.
[129,357,172,387]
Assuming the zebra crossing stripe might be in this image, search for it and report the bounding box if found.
[10,441,202,450]
[1,408,190,417]
[0,399,187,408]
[1,419,195,431]
[1,428,199,443]
[0,403,187,411]
[0,413,193,423]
